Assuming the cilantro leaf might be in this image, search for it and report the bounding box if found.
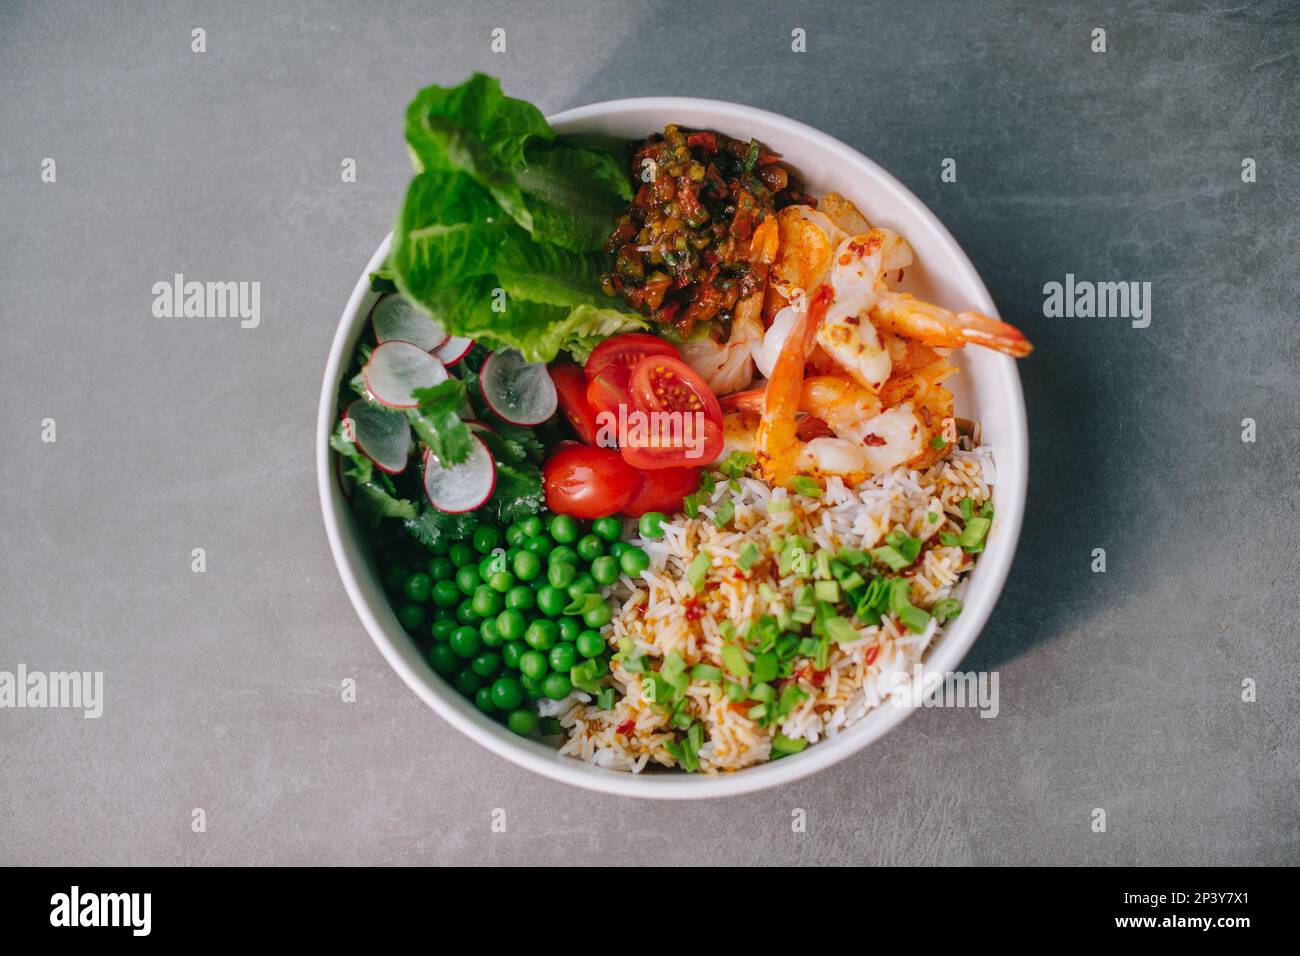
[408,380,473,465]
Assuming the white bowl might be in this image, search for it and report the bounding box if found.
[316,97,1028,799]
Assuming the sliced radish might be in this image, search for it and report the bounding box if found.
[370,294,448,351]
[465,419,497,436]
[435,335,474,366]
[422,436,496,513]
[363,340,448,409]
[344,399,412,474]
[480,348,558,425]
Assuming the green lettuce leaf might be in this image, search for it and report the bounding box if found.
[519,142,633,251]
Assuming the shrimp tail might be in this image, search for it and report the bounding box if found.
[873,292,1033,358]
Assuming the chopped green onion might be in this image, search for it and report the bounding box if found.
[725,680,747,702]
[838,570,866,592]
[719,450,756,478]
[682,493,701,519]
[960,497,974,521]
[661,651,688,689]
[750,682,776,704]
[775,634,799,659]
[595,688,616,710]
[824,615,858,644]
[620,652,646,674]
[814,580,840,603]
[686,552,711,590]
[957,516,992,551]
[927,511,939,524]
[814,549,832,580]
[687,721,704,756]
[814,633,830,669]
[670,710,694,729]
[884,529,923,563]
[796,637,820,657]
[640,671,672,705]
[691,663,723,683]
[563,592,606,615]
[939,532,961,547]
[898,604,932,634]
[713,499,735,529]
[771,733,807,756]
[930,434,947,450]
[721,644,750,679]
[747,703,768,721]
[839,548,867,567]
[718,619,736,641]
[980,500,994,519]
[871,545,911,571]
[758,582,777,602]
[751,653,779,683]
[932,598,962,623]
[540,717,564,736]
[776,685,808,718]
[789,475,822,498]
[698,471,716,494]
[767,498,791,514]
[750,615,779,648]
[790,605,816,625]
[737,541,762,571]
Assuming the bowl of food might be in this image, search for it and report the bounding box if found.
[317,75,1030,798]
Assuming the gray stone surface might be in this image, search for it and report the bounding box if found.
[1,0,1296,866]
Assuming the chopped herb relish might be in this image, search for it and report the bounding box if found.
[601,124,813,336]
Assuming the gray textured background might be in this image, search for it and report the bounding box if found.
[2,0,1296,865]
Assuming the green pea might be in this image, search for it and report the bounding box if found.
[548,643,577,672]
[519,649,549,681]
[537,585,568,617]
[567,572,596,598]
[490,677,524,710]
[583,601,613,629]
[433,605,457,622]
[496,609,526,642]
[638,512,667,540]
[501,640,527,670]
[450,626,482,658]
[520,674,544,700]
[524,535,554,557]
[576,534,604,561]
[619,546,651,577]
[474,687,496,714]
[608,541,630,560]
[429,643,459,675]
[541,672,572,700]
[549,514,580,543]
[382,562,410,592]
[454,668,482,697]
[479,618,503,648]
[397,603,426,633]
[591,555,620,586]
[473,525,502,554]
[402,572,433,603]
[455,600,482,626]
[428,556,455,582]
[471,585,503,618]
[449,543,476,567]
[471,651,502,678]
[547,560,577,589]
[576,630,605,658]
[513,550,542,582]
[432,619,457,642]
[432,579,461,609]
[591,516,622,543]
[507,708,539,735]
[505,585,535,612]
[505,523,527,548]
[488,570,515,593]
[525,619,559,651]
[548,544,578,565]
[455,565,480,595]
[519,515,544,537]
[557,617,581,643]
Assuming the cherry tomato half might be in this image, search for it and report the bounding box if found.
[586,364,632,427]
[628,354,724,426]
[583,333,677,381]
[543,444,641,519]
[549,363,600,445]
[621,465,703,517]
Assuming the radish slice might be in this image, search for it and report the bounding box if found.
[370,294,448,351]
[435,335,474,366]
[480,348,557,425]
[466,420,497,436]
[344,399,411,474]
[363,341,448,408]
[422,437,496,513]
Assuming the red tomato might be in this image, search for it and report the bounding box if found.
[543,444,641,519]
[621,465,702,517]
[628,354,724,426]
[549,363,600,445]
[585,365,632,426]
[621,415,723,470]
[583,333,677,381]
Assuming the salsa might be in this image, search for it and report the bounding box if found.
[600,124,813,337]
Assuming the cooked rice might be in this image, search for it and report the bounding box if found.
[555,445,996,773]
